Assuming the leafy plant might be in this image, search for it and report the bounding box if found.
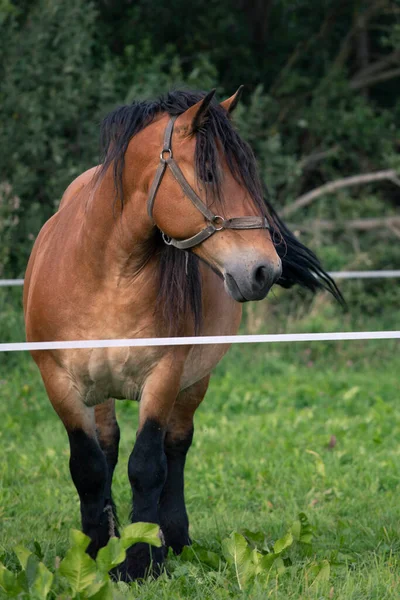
[0,523,161,599]
[178,513,328,592]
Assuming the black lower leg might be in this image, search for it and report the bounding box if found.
[97,423,120,534]
[117,419,167,580]
[68,430,110,557]
[159,427,193,553]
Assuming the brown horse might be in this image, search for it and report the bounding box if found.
[24,88,342,580]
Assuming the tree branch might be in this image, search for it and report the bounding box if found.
[289,216,400,233]
[298,146,340,171]
[333,0,388,69]
[351,49,400,82]
[270,1,344,96]
[350,66,400,89]
[281,170,400,217]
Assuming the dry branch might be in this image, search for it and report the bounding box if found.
[298,146,340,171]
[350,66,400,89]
[351,49,400,82]
[281,170,400,217]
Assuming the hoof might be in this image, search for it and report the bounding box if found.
[111,543,166,582]
[162,525,191,555]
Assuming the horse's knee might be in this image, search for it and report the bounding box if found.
[128,420,167,493]
[164,427,194,457]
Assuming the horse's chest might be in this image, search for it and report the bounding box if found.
[68,346,164,405]
[66,341,229,406]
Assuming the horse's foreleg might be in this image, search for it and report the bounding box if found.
[40,360,111,557]
[95,399,120,535]
[68,428,111,556]
[118,354,186,580]
[159,376,210,554]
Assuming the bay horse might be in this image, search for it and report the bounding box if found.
[23,88,342,580]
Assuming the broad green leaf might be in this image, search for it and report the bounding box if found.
[120,522,161,549]
[88,581,113,600]
[291,513,313,545]
[259,552,279,571]
[250,548,264,575]
[308,559,330,586]
[96,537,126,574]
[181,543,221,569]
[298,512,313,545]
[241,529,270,553]
[25,554,41,590]
[222,533,254,589]
[273,531,293,554]
[33,541,44,561]
[14,545,32,570]
[274,556,285,575]
[290,520,301,542]
[0,563,23,596]
[59,547,97,593]
[31,562,54,600]
[69,529,91,551]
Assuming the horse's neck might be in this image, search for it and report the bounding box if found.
[80,165,156,282]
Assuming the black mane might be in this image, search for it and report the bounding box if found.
[98,89,343,333]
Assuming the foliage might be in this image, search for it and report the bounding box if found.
[0,514,342,597]
[0,523,161,598]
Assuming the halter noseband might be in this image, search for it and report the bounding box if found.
[147,116,270,250]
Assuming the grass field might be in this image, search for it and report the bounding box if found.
[0,290,400,598]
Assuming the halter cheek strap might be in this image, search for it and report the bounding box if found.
[147,116,270,250]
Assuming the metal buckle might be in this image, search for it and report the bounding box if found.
[160,149,172,161]
[212,215,225,231]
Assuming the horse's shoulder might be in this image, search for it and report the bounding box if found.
[58,166,99,210]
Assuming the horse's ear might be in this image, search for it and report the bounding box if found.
[220,85,244,115]
[178,89,216,132]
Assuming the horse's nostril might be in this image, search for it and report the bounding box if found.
[254,265,268,289]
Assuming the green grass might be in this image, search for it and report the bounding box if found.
[1,289,400,598]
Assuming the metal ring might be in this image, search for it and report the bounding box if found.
[212,215,225,231]
[162,232,173,245]
[160,149,172,161]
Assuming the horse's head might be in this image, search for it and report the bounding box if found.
[147,89,282,302]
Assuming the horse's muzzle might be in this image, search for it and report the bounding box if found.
[224,259,282,302]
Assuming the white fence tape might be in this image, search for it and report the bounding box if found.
[0,331,399,352]
[1,272,398,351]
[0,279,24,286]
[328,270,400,279]
[1,271,400,287]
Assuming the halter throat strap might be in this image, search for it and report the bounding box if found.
[147,116,270,250]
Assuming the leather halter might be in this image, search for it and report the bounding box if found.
[147,116,270,250]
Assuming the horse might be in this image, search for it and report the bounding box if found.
[23,88,342,580]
